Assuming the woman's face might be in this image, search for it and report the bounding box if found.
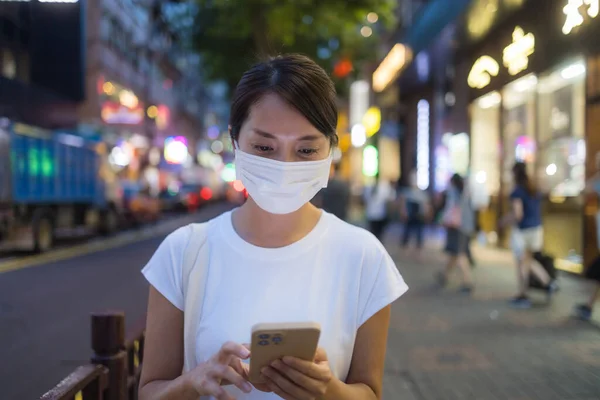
[235,94,331,162]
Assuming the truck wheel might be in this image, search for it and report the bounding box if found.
[99,208,119,236]
[33,215,54,253]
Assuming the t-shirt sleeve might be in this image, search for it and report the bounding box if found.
[141,226,191,311]
[510,187,523,200]
[357,244,409,328]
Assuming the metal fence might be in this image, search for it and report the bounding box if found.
[40,311,146,400]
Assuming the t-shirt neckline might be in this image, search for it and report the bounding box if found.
[219,209,330,260]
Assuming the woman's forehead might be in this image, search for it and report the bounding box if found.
[243,94,323,139]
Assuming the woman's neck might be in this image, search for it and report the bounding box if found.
[232,199,323,248]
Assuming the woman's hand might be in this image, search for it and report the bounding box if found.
[184,341,253,400]
[260,347,333,400]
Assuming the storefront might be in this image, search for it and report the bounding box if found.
[463,0,600,272]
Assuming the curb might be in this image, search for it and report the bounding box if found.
[0,203,234,275]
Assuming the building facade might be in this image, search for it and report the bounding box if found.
[457,0,600,272]
[0,0,85,128]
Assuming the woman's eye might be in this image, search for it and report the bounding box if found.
[299,148,318,155]
[253,145,273,152]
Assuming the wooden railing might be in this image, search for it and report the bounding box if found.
[40,312,146,400]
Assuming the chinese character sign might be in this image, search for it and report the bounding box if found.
[503,26,535,76]
[563,0,599,35]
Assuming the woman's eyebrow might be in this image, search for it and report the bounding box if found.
[252,128,277,139]
[252,129,321,141]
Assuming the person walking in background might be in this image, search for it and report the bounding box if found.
[399,170,431,260]
[507,162,556,309]
[364,175,396,241]
[437,174,475,293]
[573,154,600,320]
[313,163,351,221]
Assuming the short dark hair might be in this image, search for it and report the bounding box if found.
[229,54,338,147]
[450,173,464,194]
[513,162,537,196]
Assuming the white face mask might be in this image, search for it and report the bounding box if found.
[234,148,332,214]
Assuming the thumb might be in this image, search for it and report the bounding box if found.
[314,347,328,363]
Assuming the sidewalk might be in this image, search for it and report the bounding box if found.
[381,223,600,400]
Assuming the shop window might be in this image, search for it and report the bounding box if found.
[536,58,586,197]
[471,91,501,196]
[502,74,537,196]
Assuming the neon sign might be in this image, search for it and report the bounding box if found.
[562,0,599,35]
[468,56,500,89]
[416,100,430,190]
[503,26,535,76]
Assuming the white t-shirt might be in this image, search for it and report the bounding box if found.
[142,210,408,400]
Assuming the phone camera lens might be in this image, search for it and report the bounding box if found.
[272,335,283,345]
[258,340,269,346]
[258,334,271,340]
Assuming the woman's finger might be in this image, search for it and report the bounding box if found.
[265,377,298,400]
[271,359,322,393]
[218,341,251,362]
[210,364,252,394]
[262,366,312,400]
[282,357,329,381]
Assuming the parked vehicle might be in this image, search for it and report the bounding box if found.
[0,120,124,252]
[121,181,161,225]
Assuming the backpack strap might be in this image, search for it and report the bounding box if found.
[182,222,211,373]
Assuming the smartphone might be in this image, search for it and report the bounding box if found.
[248,322,321,384]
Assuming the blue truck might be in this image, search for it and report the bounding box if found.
[0,120,124,252]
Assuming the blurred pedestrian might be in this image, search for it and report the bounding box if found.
[507,162,556,309]
[364,174,396,241]
[437,174,475,293]
[313,163,351,221]
[399,170,431,259]
[138,54,408,400]
[574,154,600,321]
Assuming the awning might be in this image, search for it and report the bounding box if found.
[373,0,471,92]
[403,0,471,56]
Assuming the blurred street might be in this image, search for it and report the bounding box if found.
[382,225,600,400]
[0,203,234,400]
[2,212,599,400]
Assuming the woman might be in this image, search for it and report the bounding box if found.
[138,54,408,400]
[573,154,600,320]
[364,175,395,240]
[508,162,555,309]
[437,174,475,293]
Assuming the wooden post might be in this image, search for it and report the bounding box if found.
[91,312,128,400]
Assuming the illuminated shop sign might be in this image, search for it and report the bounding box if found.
[469,26,535,88]
[503,26,535,76]
[101,102,144,125]
[563,0,599,35]
[416,100,430,190]
[468,56,500,89]
[372,44,413,93]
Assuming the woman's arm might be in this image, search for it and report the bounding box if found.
[511,198,524,224]
[138,286,197,400]
[324,305,392,400]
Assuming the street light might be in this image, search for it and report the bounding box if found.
[361,26,373,37]
[351,124,367,147]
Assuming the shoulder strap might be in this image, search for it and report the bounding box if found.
[182,222,210,373]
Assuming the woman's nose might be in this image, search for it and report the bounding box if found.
[275,148,297,163]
